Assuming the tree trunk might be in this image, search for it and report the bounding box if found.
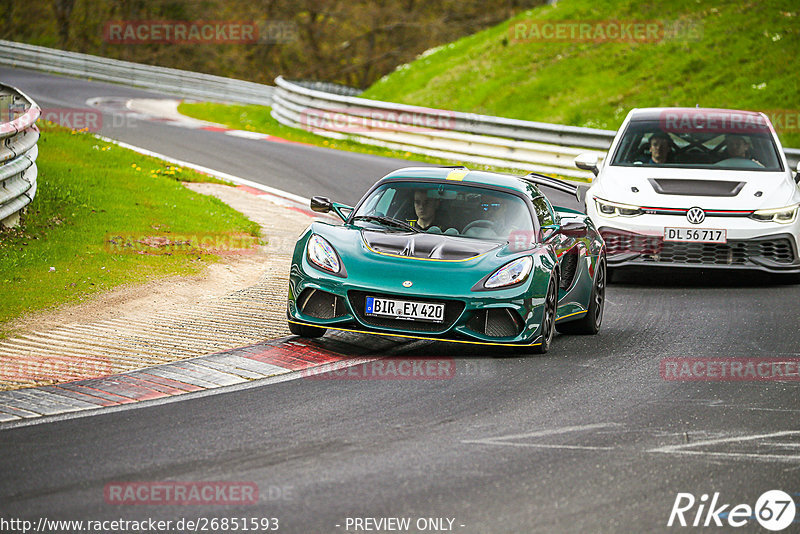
[52,0,75,47]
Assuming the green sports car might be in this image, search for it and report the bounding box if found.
[287,166,606,353]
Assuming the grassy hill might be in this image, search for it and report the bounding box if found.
[362,0,800,147]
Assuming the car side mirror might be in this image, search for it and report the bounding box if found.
[559,221,588,235]
[795,161,800,184]
[575,153,599,177]
[311,196,353,222]
[310,196,332,213]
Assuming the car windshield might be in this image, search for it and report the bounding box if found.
[352,181,533,241]
[610,115,783,171]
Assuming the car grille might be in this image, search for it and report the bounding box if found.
[348,291,465,333]
[466,308,523,338]
[601,230,796,266]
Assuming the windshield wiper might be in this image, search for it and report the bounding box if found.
[352,215,420,232]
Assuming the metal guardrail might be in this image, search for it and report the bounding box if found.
[0,84,40,228]
[0,40,273,106]
[272,76,615,179]
[272,76,800,178]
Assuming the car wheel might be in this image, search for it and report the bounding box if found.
[288,320,326,338]
[556,255,606,335]
[532,274,558,354]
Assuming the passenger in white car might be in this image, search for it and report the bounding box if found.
[724,134,763,166]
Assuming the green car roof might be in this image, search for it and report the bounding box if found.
[379,166,540,196]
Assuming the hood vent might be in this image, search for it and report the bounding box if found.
[648,178,745,197]
[362,230,499,260]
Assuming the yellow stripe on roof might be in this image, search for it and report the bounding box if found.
[446,169,469,181]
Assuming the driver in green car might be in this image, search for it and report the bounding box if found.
[412,189,443,232]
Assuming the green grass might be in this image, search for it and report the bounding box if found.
[0,123,260,337]
[362,0,800,148]
[176,102,570,179]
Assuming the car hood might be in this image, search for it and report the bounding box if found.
[304,222,542,295]
[591,166,799,210]
[361,229,502,260]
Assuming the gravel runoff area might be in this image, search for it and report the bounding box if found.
[0,183,317,391]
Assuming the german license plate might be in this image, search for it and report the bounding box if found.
[365,296,445,323]
[664,227,727,243]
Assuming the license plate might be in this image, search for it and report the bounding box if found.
[664,227,727,243]
[365,296,445,323]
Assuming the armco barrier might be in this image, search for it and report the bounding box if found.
[0,40,273,106]
[272,76,800,178]
[271,76,612,179]
[0,84,40,228]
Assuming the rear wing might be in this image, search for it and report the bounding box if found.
[522,172,590,204]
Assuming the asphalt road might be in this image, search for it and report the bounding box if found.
[2,68,800,533]
[1,67,407,205]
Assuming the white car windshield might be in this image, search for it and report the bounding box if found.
[611,118,783,171]
[352,182,534,241]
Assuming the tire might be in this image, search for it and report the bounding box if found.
[288,320,326,338]
[556,255,606,335]
[532,274,558,354]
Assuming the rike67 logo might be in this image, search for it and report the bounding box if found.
[668,490,796,531]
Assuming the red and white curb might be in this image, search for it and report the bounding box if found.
[0,332,412,426]
[89,96,311,146]
[0,335,402,428]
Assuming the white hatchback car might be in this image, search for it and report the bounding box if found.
[575,107,800,274]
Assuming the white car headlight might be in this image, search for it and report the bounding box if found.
[307,235,341,273]
[749,205,799,224]
[485,257,533,289]
[594,197,643,217]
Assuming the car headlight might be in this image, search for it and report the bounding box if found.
[307,235,341,273]
[594,197,643,217]
[485,257,533,289]
[749,205,799,224]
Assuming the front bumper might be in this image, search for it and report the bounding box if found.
[287,264,554,346]
[599,228,800,272]
[587,200,800,272]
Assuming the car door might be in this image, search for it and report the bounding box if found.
[534,195,582,291]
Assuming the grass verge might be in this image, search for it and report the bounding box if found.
[362,0,800,148]
[0,122,260,337]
